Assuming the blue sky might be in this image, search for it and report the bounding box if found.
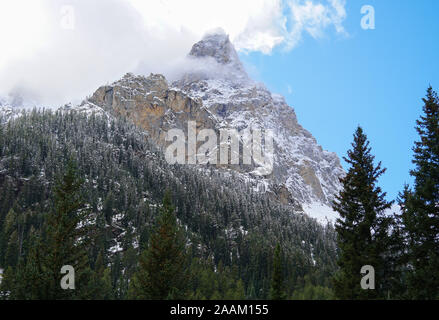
[240,0,439,201]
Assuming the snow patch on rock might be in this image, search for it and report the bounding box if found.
[303,202,339,225]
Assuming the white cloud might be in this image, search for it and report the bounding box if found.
[0,0,347,107]
[0,0,154,106]
[128,0,347,54]
[0,1,50,70]
[128,0,286,54]
[284,0,347,50]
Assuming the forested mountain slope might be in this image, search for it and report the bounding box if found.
[0,110,337,298]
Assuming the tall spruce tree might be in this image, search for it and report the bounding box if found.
[398,86,439,299]
[129,191,189,299]
[0,160,93,299]
[39,159,92,299]
[270,243,286,300]
[333,126,393,300]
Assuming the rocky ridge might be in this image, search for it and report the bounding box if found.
[2,32,345,223]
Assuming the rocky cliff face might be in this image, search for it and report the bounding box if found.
[69,32,345,222]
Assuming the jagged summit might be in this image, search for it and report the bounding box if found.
[189,31,237,65]
[187,30,248,80]
[2,33,344,224]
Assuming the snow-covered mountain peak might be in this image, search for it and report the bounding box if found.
[190,31,236,65]
[65,34,344,224]
[186,31,248,82]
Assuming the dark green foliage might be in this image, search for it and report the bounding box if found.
[188,259,246,300]
[129,192,189,299]
[2,87,437,299]
[398,87,439,299]
[291,275,334,300]
[270,243,286,300]
[0,161,107,299]
[0,110,338,299]
[39,160,91,299]
[333,127,393,300]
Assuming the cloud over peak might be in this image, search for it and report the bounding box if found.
[129,0,348,54]
[0,0,347,107]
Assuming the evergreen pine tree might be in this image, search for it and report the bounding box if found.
[39,159,92,299]
[129,191,189,299]
[333,126,393,300]
[398,86,439,299]
[270,243,286,300]
[87,251,114,300]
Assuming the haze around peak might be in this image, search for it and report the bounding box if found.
[0,0,347,107]
[189,31,236,63]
